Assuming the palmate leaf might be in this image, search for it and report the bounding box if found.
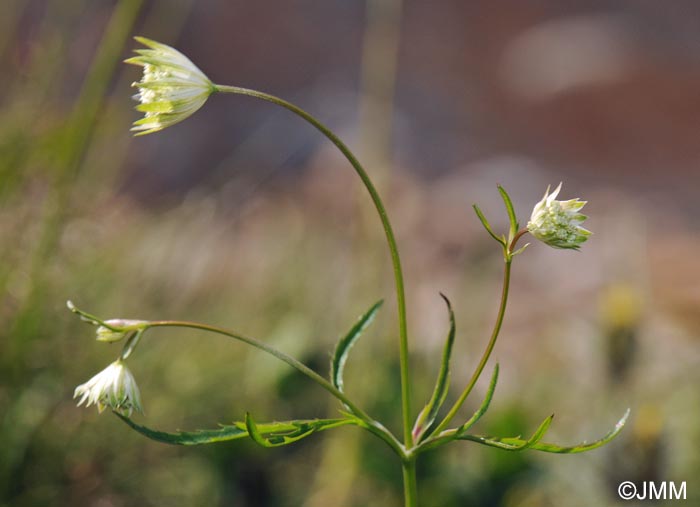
[457,409,630,453]
[413,294,456,442]
[330,300,383,393]
[114,413,355,446]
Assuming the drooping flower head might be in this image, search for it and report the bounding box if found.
[125,36,214,135]
[74,360,143,416]
[527,183,591,249]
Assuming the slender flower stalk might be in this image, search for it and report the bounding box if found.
[212,84,414,449]
[125,40,413,448]
[431,201,527,439]
[74,360,143,416]
[432,255,513,436]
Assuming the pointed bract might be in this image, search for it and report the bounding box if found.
[96,319,147,342]
[527,183,591,249]
[126,36,214,135]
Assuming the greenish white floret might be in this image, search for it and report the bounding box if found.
[527,183,591,249]
[125,36,215,135]
[74,360,143,416]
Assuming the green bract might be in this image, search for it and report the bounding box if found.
[527,183,591,249]
[125,36,215,135]
[96,319,147,342]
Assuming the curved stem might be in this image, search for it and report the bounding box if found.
[148,321,362,413]
[511,228,528,251]
[144,320,404,456]
[214,84,414,447]
[433,259,512,435]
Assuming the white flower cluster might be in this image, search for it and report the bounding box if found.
[125,37,214,135]
[74,360,143,416]
[527,183,591,249]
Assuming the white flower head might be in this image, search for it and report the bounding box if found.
[527,183,591,249]
[74,360,143,416]
[96,319,147,342]
[125,36,214,135]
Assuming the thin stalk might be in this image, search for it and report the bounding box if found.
[511,229,528,250]
[144,320,404,457]
[401,458,418,507]
[147,321,362,415]
[433,259,512,435]
[214,85,414,447]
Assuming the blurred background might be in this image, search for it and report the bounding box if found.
[2,0,699,506]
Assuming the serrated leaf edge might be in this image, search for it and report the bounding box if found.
[457,408,630,453]
[114,413,355,446]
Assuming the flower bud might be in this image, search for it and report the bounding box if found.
[96,319,147,342]
[125,36,214,135]
[74,360,143,416]
[527,183,591,249]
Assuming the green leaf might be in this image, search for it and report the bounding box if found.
[330,300,383,392]
[497,185,519,242]
[413,294,456,442]
[114,412,355,446]
[457,409,630,453]
[456,363,499,435]
[244,412,318,448]
[458,413,553,451]
[472,205,506,246]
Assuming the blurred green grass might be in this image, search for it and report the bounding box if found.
[2,2,699,507]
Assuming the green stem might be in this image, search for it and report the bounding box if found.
[144,320,404,457]
[402,458,418,507]
[432,258,512,435]
[510,229,529,251]
[214,84,414,447]
[148,321,361,414]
